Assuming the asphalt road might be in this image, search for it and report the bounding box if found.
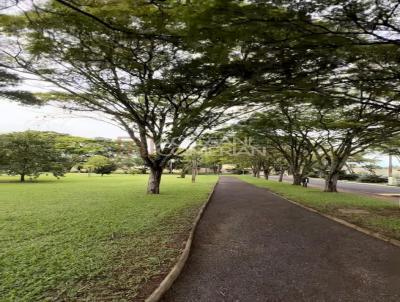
[269,175,400,197]
[162,177,400,302]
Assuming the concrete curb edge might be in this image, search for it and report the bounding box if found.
[266,190,400,249]
[145,178,219,302]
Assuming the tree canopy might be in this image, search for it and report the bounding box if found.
[0,67,40,105]
[0,131,67,181]
[1,0,400,193]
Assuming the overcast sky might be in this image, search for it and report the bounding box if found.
[0,99,127,139]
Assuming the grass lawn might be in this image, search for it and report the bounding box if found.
[237,175,400,241]
[0,173,217,302]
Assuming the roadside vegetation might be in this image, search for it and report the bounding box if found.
[0,174,217,301]
[238,176,400,241]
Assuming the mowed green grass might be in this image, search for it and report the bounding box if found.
[0,174,217,301]
[238,175,400,240]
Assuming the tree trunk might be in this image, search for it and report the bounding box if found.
[324,157,347,192]
[263,167,270,180]
[191,167,196,183]
[20,174,25,182]
[147,167,163,194]
[279,169,284,182]
[191,160,197,183]
[180,168,186,178]
[324,172,339,192]
[262,165,271,180]
[293,174,302,185]
[252,169,257,177]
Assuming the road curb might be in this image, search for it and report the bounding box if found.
[266,190,400,249]
[145,179,219,302]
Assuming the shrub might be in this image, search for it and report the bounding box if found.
[358,174,388,183]
[130,168,145,174]
[85,155,117,176]
[113,169,128,174]
[338,173,360,181]
[230,169,249,175]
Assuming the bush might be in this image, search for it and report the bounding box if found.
[113,169,129,174]
[229,169,249,175]
[94,163,117,175]
[338,173,360,181]
[85,155,117,176]
[358,174,388,183]
[130,168,146,174]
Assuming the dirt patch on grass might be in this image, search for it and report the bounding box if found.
[338,208,370,215]
[373,207,400,217]
[333,207,400,241]
[135,230,189,301]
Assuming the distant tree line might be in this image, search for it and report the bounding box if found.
[0,131,142,182]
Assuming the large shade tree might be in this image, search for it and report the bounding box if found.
[1,0,349,193]
[3,0,398,193]
[0,0,249,193]
[310,99,400,192]
[241,94,400,191]
[240,103,317,185]
[0,131,68,181]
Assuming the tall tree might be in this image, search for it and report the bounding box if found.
[310,97,400,192]
[0,131,67,182]
[240,104,317,185]
[4,0,395,193]
[0,0,244,193]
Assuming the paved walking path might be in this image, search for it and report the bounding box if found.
[162,176,400,302]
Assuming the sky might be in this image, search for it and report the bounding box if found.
[0,100,127,139]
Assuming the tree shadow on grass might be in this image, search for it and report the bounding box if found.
[0,178,62,184]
